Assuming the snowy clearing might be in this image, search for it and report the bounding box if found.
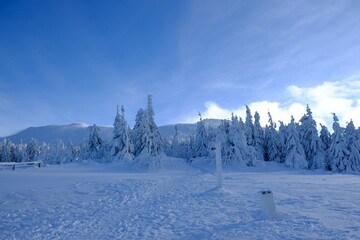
[0,160,359,240]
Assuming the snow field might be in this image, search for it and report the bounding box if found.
[0,160,359,239]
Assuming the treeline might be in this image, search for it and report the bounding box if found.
[170,105,360,172]
[173,105,359,172]
[1,96,360,172]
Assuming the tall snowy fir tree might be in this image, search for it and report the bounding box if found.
[284,116,308,169]
[319,124,331,151]
[186,134,196,161]
[299,105,324,169]
[319,123,331,169]
[278,121,287,163]
[227,114,256,166]
[144,95,163,156]
[85,124,103,160]
[169,125,188,159]
[65,140,80,162]
[217,120,232,164]
[50,139,66,164]
[244,105,254,146]
[239,117,245,131]
[132,95,164,169]
[1,139,16,162]
[132,108,147,156]
[169,125,180,157]
[264,112,281,162]
[329,113,349,172]
[26,138,40,162]
[111,105,134,161]
[253,111,265,161]
[344,120,360,172]
[194,114,209,158]
[217,115,255,166]
[37,143,50,164]
[16,141,27,162]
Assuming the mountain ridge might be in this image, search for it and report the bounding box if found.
[1,119,222,145]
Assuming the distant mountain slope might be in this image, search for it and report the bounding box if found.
[4,123,112,145]
[3,119,222,145]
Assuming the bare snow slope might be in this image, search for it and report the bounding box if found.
[0,161,359,239]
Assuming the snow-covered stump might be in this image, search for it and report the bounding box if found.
[259,190,276,219]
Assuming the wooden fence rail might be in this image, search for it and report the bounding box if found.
[0,161,42,170]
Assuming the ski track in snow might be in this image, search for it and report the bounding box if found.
[0,163,359,240]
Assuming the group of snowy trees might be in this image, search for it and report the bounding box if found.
[0,138,80,165]
[78,95,164,169]
[167,105,360,173]
[1,97,360,172]
[0,95,164,169]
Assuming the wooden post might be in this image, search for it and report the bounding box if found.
[12,164,15,171]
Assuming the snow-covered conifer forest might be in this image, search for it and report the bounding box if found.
[1,96,359,173]
[1,96,360,239]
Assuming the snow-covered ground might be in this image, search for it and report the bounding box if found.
[0,160,359,240]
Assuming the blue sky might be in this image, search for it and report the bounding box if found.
[1,0,360,136]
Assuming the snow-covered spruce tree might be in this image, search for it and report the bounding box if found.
[299,105,325,169]
[218,120,232,165]
[278,121,287,163]
[16,141,27,162]
[169,125,188,159]
[329,113,349,172]
[26,138,40,162]
[320,124,331,150]
[264,111,281,162]
[319,123,331,170]
[111,105,134,161]
[344,120,360,172]
[219,114,255,166]
[239,117,245,131]
[186,134,196,161]
[85,124,103,160]
[65,140,80,162]
[194,113,209,158]
[169,125,180,157]
[50,139,66,164]
[132,108,147,156]
[132,95,164,169]
[37,143,50,164]
[284,116,308,169]
[244,105,254,146]
[1,139,17,162]
[356,127,360,143]
[145,95,163,157]
[253,111,265,161]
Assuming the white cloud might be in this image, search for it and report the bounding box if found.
[183,101,306,128]
[182,75,360,130]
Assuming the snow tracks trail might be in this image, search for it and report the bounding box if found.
[1,163,359,239]
[0,166,224,240]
